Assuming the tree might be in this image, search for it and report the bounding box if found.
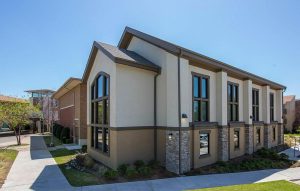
[0,101,41,145]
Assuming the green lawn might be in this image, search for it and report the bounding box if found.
[0,149,18,187]
[187,180,300,191]
[43,135,63,146]
[50,149,101,187]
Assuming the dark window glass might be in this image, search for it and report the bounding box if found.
[97,127,103,151]
[270,93,274,121]
[98,75,103,97]
[200,133,209,156]
[252,89,259,121]
[91,126,94,147]
[193,76,199,98]
[193,75,209,122]
[201,101,208,121]
[193,101,199,122]
[104,100,109,125]
[234,131,239,149]
[104,76,109,96]
[256,128,261,144]
[273,127,276,141]
[97,101,103,124]
[91,84,95,99]
[201,78,208,99]
[91,103,94,123]
[104,127,109,153]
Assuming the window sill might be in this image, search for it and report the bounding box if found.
[190,122,218,128]
[199,154,211,159]
[228,122,245,127]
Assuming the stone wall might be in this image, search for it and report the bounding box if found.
[264,125,272,148]
[245,125,254,154]
[278,123,284,145]
[218,126,229,161]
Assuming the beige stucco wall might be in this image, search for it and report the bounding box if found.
[284,99,296,131]
[115,64,156,127]
[127,36,179,127]
[192,128,218,168]
[229,126,245,159]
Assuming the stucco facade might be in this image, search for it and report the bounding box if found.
[82,27,285,174]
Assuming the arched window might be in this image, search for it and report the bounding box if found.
[90,72,110,153]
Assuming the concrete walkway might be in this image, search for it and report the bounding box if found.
[1,135,72,191]
[1,135,300,191]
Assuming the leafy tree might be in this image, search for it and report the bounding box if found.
[0,100,41,145]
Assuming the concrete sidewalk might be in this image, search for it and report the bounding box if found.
[1,135,300,191]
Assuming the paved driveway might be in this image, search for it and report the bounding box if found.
[1,135,300,191]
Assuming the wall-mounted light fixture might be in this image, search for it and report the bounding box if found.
[168,133,173,141]
[250,115,253,119]
[182,113,188,119]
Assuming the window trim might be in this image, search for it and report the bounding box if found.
[192,72,210,122]
[228,82,239,122]
[252,88,260,122]
[90,71,110,155]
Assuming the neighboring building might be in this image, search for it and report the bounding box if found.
[25,89,56,132]
[82,27,285,174]
[283,95,300,132]
[52,78,87,145]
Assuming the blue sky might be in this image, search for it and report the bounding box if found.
[0,0,299,98]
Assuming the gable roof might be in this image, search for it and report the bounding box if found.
[283,95,296,104]
[52,77,82,99]
[119,27,286,90]
[82,41,160,82]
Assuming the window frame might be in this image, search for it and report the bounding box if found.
[199,131,210,157]
[192,72,210,123]
[90,72,110,155]
[228,82,239,122]
[270,93,275,122]
[256,128,261,145]
[252,89,259,122]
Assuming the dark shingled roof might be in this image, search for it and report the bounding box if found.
[82,42,161,82]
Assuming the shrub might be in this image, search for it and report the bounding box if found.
[279,153,289,161]
[81,145,87,153]
[125,167,139,179]
[117,164,129,176]
[83,155,95,169]
[134,160,145,169]
[256,148,279,160]
[75,153,86,166]
[55,125,63,138]
[60,127,70,143]
[65,138,73,144]
[138,166,151,177]
[103,169,118,180]
[148,160,160,169]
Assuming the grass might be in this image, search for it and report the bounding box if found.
[50,149,101,187]
[0,149,18,187]
[187,180,300,191]
[43,135,63,146]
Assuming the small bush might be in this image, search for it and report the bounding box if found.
[60,127,71,143]
[65,138,73,144]
[83,155,95,169]
[75,153,86,166]
[138,166,151,177]
[81,145,87,153]
[279,153,289,161]
[134,160,145,169]
[148,160,160,169]
[125,167,139,179]
[103,169,118,180]
[117,164,129,176]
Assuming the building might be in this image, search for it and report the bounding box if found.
[25,89,57,133]
[283,95,300,132]
[52,78,87,145]
[82,27,285,174]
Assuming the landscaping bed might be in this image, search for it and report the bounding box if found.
[0,149,18,187]
[49,148,176,187]
[187,180,300,191]
[186,148,300,176]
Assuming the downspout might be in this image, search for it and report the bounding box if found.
[177,49,182,174]
[154,73,160,161]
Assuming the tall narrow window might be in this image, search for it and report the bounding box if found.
[252,89,259,121]
[193,74,209,122]
[199,132,209,156]
[91,72,110,154]
[234,130,240,149]
[273,126,276,141]
[256,128,261,144]
[270,93,274,122]
[228,83,239,122]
